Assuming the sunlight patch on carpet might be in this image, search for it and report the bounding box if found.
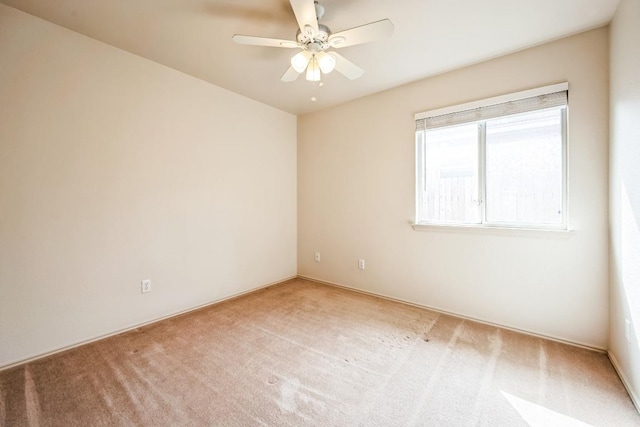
[501,391,592,427]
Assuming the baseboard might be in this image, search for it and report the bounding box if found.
[0,276,297,372]
[297,275,607,353]
[608,351,640,414]
[2,274,609,372]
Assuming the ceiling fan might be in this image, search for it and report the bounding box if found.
[232,0,394,83]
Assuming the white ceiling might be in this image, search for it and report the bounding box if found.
[1,0,620,115]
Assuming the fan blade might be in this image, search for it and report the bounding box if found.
[328,19,394,48]
[329,52,364,80]
[232,34,299,48]
[289,0,318,37]
[281,66,301,82]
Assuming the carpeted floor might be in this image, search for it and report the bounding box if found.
[0,278,638,426]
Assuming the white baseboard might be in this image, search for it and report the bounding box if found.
[608,351,640,414]
[297,275,607,353]
[0,276,297,372]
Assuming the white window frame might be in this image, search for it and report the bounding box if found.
[414,83,569,232]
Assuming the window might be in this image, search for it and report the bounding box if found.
[415,84,567,230]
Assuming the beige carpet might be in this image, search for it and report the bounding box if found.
[0,279,638,426]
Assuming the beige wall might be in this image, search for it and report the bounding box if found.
[298,28,609,349]
[0,0,620,375]
[0,5,297,368]
[609,0,640,408]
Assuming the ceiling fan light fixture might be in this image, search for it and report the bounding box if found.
[291,50,311,73]
[316,51,336,74]
[233,1,394,85]
[305,57,321,82]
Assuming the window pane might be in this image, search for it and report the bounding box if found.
[485,107,564,225]
[422,123,480,223]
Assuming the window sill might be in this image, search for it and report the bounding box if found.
[411,222,574,238]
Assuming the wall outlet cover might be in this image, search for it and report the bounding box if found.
[141,279,151,294]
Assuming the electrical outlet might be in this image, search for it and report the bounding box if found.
[314,252,321,262]
[358,259,365,270]
[625,319,632,343]
[141,279,151,294]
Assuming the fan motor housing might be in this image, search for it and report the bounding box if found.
[296,24,331,49]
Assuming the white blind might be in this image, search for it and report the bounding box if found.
[416,90,567,131]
